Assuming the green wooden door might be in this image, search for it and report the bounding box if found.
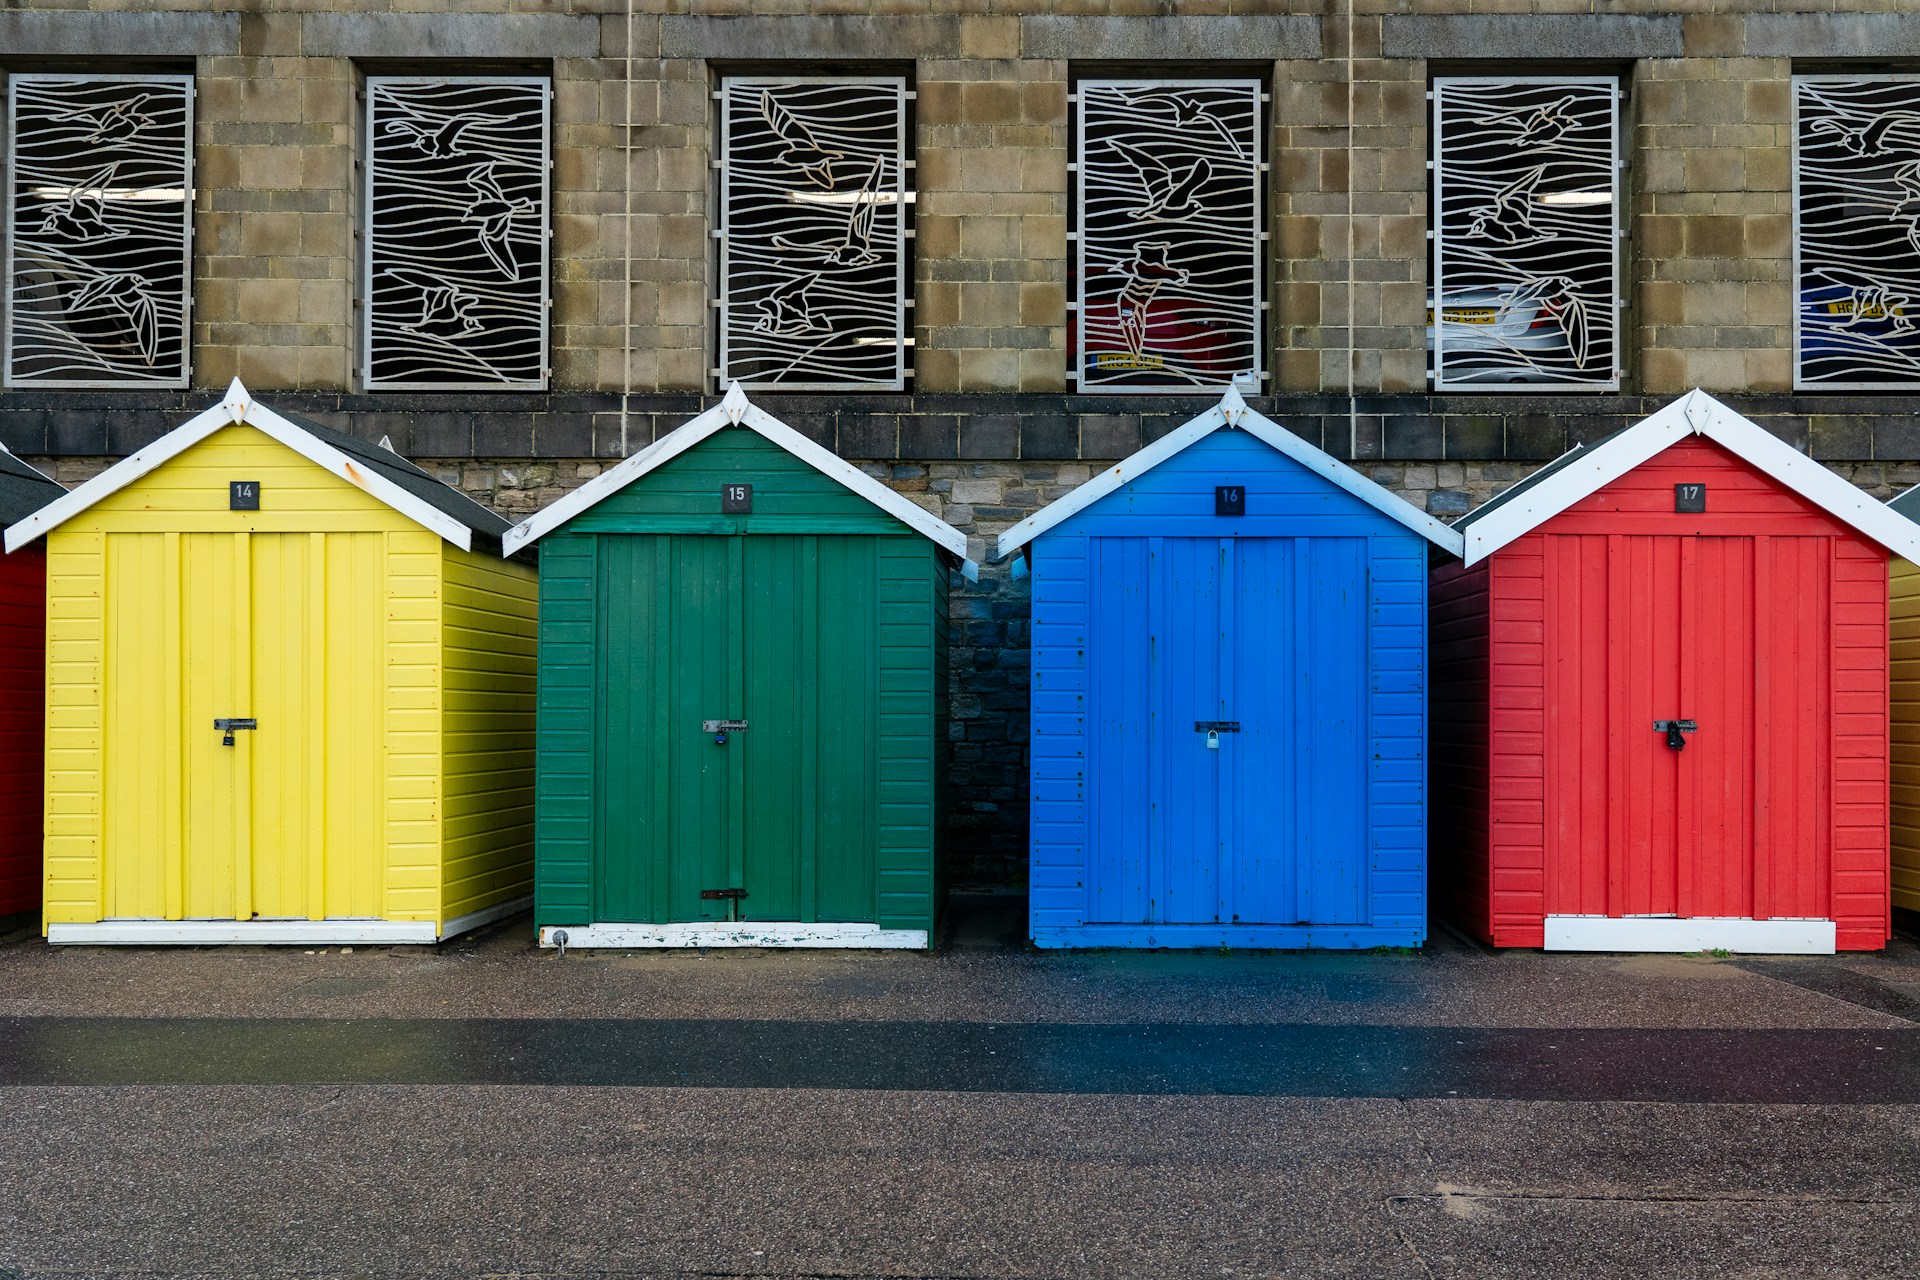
[594,533,884,924]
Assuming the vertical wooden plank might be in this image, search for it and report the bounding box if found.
[799,536,820,923]
[308,532,327,919]
[1677,536,1697,919]
[231,530,253,922]
[1752,534,1773,921]
[161,531,183,921]
[1605,534,1628,917]
[1215,536,1235,925]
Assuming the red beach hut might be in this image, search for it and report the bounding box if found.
[1432,391,1920,953]
[0,448,64,918]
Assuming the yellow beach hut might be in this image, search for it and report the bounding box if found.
[5,380,536,944]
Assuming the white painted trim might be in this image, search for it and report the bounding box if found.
[47,918,442,946]
[4,379,475,553]
[440,894,532,941]
[1544,914,1837,955]
[994,387,1464,559]
[1459,388,1920,566]
[505,382,973,566]
[537,921,930,949]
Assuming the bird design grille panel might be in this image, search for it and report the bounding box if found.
[718,77,908,391]
[6,75,193,388]
[1794,76,1920,390]
[1075,79,1263,392]
[1431,78,1619,392]
[364,78,549,391]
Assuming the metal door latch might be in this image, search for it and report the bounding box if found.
[1653,719,1697,751]
[213,717,257,747]
[1195,721,1239,751]
[700,888,748,901]
[703,718,748,745]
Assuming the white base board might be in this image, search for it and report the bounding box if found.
[47,895,532,947]
[1544,914,1837,955]
[538,921,929,949]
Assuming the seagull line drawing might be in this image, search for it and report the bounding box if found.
[1891,161,1920,259]
[461,162,536,281]
[751,272,822,336]
[1811,264,1920,336]
[1502,275,1591,370]
[34,162,119,244]
[772,157,886,266]
[382,109,479,160]
[1464,166,1552,245]
[1112,241,1189,357]
[67,272,160,366]
[384,268,486,335]
[48,92,154,145]
[1809,109,1920,158]
[1471,93,1580,149]
[760,90,842,189]
[1120,90,1246,160]
[1112,141,1211,221]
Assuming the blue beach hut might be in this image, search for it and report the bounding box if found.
[997,389,1463,948]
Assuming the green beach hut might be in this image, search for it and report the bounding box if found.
[506,385,972,948]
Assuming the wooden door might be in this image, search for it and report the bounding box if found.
[1084,536,1370,927]
[592,534,886,925]
[102,531,384,922]
[1544,534,1828,921]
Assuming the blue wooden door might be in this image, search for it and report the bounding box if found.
[1086,536,1369,926]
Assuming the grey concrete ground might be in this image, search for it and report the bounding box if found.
[1,896,1917,1278]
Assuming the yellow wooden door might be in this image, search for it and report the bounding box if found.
[102,531,385,921]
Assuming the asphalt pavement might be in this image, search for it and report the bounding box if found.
[1,894,1917,1279]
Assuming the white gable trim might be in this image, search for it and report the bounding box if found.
[1459,388,1920,566]
[503,383,974,567]
[994,387,1464,560]
[3,379,474,553]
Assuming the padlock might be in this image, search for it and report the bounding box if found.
[1206,729,1220,750]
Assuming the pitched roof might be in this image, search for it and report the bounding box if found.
[3,379,510,555]
[1887,482,1920,527]
[1454,388,1920,566]
[0,447,65,531]
[504,383,976,572]
[994,387,1464,560]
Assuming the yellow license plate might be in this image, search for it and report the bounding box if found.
[1091,353,1164,370]
[1438,307,1499,324]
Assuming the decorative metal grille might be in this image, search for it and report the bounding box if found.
[1431,77,1619,392]
[718,77,909,392]
[364,77,549,391]
[1794,76,1920,391]
[6,74,193,388]
[1074,79,1263,393]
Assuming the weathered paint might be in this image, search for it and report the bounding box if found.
[1434,436,1891,951]
[0,546,45,916]
[533,427,947,943]
[41,424,534,938]
[1028,429,1431,949]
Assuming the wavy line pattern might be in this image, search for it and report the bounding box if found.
[1795,77,1920,390]
[8,75,192,387]
[719,78,907,391]
[1076,80,1262,392]
[365,79,548,390]
[1433,79,1618,391]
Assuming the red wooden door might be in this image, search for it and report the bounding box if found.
[1544,534,1829,922]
